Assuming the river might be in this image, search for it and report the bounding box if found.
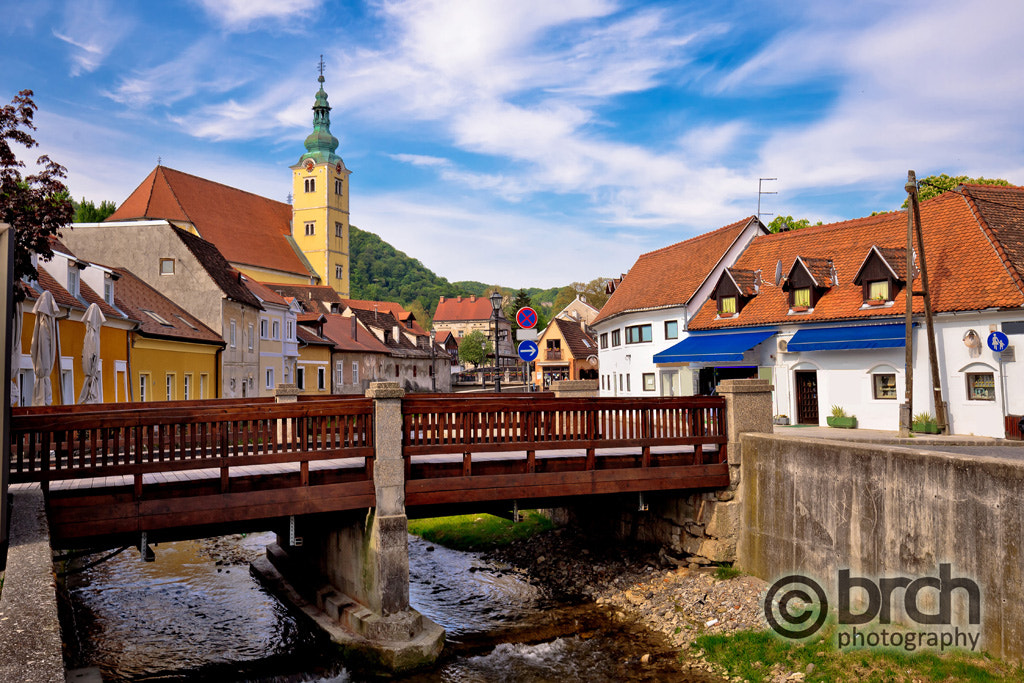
[61,532,720,682]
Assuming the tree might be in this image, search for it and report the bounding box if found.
[1,90,74,302]
[73,198,117,223]
[458,330,491,367]
[766,215,822,233]
[905,174,1011,207]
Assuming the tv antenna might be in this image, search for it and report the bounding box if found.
[758,177,777,220]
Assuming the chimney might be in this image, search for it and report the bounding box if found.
[392,324,400,343]
[469,295,476,302]
[439,296,445,303]
[351,315,357,341]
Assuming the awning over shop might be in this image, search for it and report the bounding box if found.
[786,323,910,352]
[653,327,776,364]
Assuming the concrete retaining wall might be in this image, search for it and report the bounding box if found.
[739,433,1024,662]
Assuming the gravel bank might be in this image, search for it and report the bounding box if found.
[483,525,772,679]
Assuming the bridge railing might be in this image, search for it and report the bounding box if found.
[9,396,374,490]
[400,395,727,470]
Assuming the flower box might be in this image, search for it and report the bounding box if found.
[826,416,858,429]
[865,299,887,307]
[912,421,939,434]
[773,416,790,426]
[791,306,809,313]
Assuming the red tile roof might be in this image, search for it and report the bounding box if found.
[433,295,498,322]
[107,166,312,279]
[262,283,344,313]
[552,318,599,359]
[592,217,762,325]
[111,268,223,345]
[690,192,1024,330]
[319,314,390,354]
[960,183,1024,294]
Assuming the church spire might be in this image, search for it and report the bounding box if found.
[298,55,343,166]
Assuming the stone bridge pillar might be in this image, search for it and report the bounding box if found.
[252,382,443,672]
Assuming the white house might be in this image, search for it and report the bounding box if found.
[659,185,1024,438]
[591,217,766,397]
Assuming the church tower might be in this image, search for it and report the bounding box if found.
[292,61,351,296]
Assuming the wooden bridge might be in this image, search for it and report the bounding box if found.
[9,392,729,548]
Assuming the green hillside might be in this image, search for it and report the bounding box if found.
[348,225,573,327]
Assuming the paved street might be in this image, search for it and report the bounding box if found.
[773,424,1024,460]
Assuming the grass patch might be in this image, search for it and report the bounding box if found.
[713,564,743,581]
[407,511,555,551]
[694,625,1022,683]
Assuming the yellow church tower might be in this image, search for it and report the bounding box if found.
[291,62,351,296]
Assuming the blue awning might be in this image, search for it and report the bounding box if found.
[787,323,910,352]
[654,327,776,364]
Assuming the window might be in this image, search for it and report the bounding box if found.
[229,320,237,347]
[336,361,344,386]
[664,320,678,339]
[335,178,343,195]
[967,373,996,401]
[352,362,359,385]
[175,315,199,331]
[600,333,608,349]
[793,287,811,308]
[335,221,344,238]
[248,323,254,351]
[260,319,269,338]
[273,321,280,339]
[165,373,175,401]
[611,329,621,346]
[625,324,652,344]
[183,374,192,400]
[336,264,344,279]
[104,279,114,305]
[305,221,315,236]
[200,374,208,399]
[719,296,737,315]
[868,280,890,301]
[139,374,150,402]
[318,367,326,390]
[643,373,655,391]
[286,321,294,340]
[304,177,315,193]
[873,373,897,400]
[296,367,305,390]
[266,368,275,389]
[626,374,631,391]
[160,258,174,275]
[618,374,623,391]
[67,266,80,297]
[141,309,173,326]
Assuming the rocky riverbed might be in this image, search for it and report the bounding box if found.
[483,525,775,680]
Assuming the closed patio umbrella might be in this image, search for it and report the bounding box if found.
[30,291,58,406]
[10,301,22,406]
[79,302,105,404]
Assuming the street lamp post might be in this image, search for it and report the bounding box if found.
[429,329,436,392]
[490,291,503,393]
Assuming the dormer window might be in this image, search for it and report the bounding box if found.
[711,268,759,318]
[868,280,890,302]
[103,278,114,305]
[793,287,811,309]
[67,265,80,297]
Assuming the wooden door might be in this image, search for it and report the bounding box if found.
[795,370,819,425]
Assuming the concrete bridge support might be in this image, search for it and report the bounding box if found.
[252,383,444,673]
[561,379,773,565]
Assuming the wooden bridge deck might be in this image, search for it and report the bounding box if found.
[9,394,729,548]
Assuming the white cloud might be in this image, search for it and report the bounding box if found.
[191,0,323,30]
[53,0,132,76]
[389,154,451,168]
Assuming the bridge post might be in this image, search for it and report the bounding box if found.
[252,382,443,672]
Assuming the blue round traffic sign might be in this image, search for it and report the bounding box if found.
[988,331,1009,352]
[516,306,538,329]
[517,340,539,362]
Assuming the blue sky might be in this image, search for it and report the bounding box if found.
[4,1,1024,288]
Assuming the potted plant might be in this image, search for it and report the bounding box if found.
[773,414,790,426]
[826,405,857,429]
[912,411,939,434]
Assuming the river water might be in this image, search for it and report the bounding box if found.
[61,532,720,682]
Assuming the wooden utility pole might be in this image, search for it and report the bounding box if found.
[906,175,949,432]
[901,173,916,436]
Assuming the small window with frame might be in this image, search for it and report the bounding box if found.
[868,280,890,302]
[872,373,896,400]
[664,320,678,339]
[793,287,811,309]
[719,296,737,315]
[966,372,995,401]
[642,373,655,391]
[160,258,175,275]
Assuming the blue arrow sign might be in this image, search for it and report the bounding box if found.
[518,340,539,362]
[988,331,1009,352]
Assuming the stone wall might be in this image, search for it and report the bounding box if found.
[738,433,1024,662]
